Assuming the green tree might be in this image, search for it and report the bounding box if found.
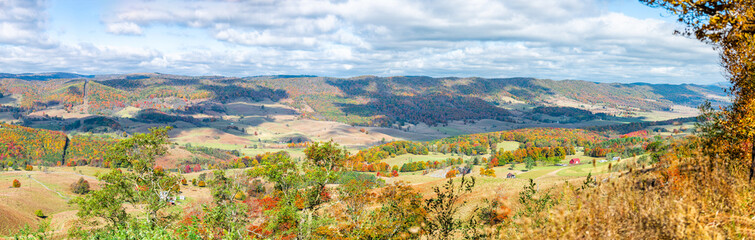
[188,170,250,239]
[13,220,51,239]
[517,179,554,226]
[334,178,378,237]
[72,168,131,228]
[250,141,350,239]
[525,157,536,170]
[422,175,476,240]
[72,127,179,231]
[71,177,91,195]
[35,209,45,218]
[303,141,349,171]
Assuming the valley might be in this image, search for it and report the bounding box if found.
[0,73,721,149]
[0,73,707,238]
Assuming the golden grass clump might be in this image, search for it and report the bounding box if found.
[498,136,755,239]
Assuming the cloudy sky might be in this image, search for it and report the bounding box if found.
[0,0,723,83]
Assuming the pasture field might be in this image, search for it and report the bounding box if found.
[383,150,606,197]
[0,166,244,236]
[381,153,462,167]
[557,159,615,177]
[495,141,520,152]
[397,159,606,219]
[0,170,96,236]
[0,117,659,238]
[0,146,624,237]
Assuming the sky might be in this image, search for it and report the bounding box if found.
[0,0,724,84]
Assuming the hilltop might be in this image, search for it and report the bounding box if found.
[0,73,726,149]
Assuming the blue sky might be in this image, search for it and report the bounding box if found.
[0,0,722,84]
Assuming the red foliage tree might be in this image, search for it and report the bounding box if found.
[445,169,459,178]
[490,157,499,167]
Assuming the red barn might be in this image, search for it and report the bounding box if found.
[569,158,581,164]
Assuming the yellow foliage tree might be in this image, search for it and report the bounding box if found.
[234,192,245,201]
[642,0,755,179]
[480,168,496,177]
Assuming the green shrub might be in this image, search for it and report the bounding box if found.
[35,209,45,218]
[234,192,245,201]
[337,171,384,186]
[70,220,182,239]
[71,177,90,195]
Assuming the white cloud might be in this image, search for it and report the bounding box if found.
[106,22,143,35]
[213,28,317,47]
[649,67,676,75]
[0,0,724,84]
[139,57,169,68]
[0,0,55,47]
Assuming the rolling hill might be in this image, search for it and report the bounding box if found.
[0,73,727,148]
[0,73,727,120]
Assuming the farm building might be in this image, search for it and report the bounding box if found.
[506,173,516,179]
[569,158,581,164]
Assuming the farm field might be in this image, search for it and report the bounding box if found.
[380,153,460,167]
[0,170,96,236]
[2,159,612,235]
[0,123,655,237]
[495,141,520,152]
[0,166,234,236]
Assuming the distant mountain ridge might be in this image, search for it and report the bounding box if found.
[0,72,94,81]
[0,72,728,127]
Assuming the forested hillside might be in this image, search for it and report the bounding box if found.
[0,73,726,127]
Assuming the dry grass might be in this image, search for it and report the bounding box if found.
[496,137,755,239]
[381,153,459,167]
[156,147,195,169]
[5,133,750,239]
[495,141,521,152]
[170,128,253,146]
[28,108,93,120]
[0,170,101,236]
